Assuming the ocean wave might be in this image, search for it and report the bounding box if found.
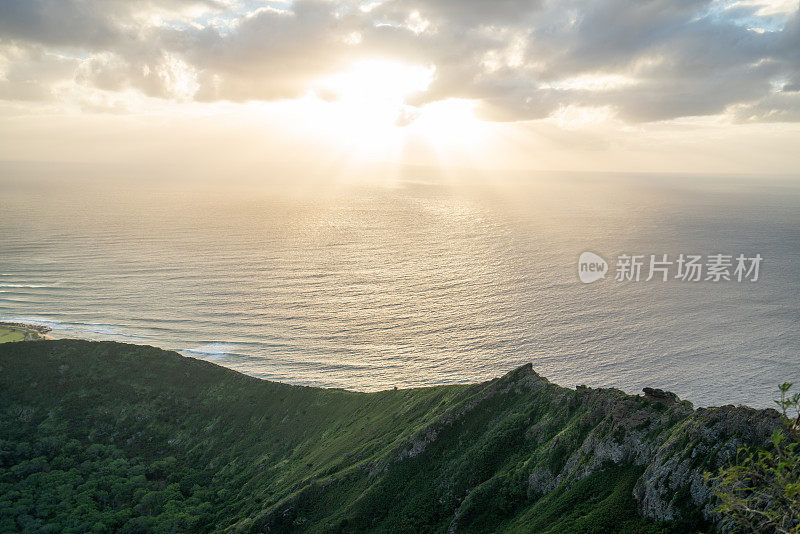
[0,316,62,326]
[0,316,157,342]
[0,283,62,288]
[182,343,239,357]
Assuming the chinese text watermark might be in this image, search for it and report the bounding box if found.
[578,252,762,284]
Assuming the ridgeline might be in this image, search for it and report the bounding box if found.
[0,340,784,533]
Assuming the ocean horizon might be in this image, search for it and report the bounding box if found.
[1,171,798,408]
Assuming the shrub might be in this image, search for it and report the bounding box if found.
[706,383,800,533]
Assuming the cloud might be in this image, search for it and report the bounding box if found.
[0,0,798,123]
[187,1,366,101]
[0,0,224,47]
[0,45,79,101]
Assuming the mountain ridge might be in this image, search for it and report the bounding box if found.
[0,340,784,533]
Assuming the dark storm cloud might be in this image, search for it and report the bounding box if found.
[0,0,798,123]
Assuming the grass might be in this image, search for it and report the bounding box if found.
[0,340,711,533]
[0,327,25,343]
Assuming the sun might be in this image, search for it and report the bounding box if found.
[307,59,491,167]
[318,59,434,112]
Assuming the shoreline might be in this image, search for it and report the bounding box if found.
[0,324,785,409]
[0,321,53,341]
[0,336,766,413]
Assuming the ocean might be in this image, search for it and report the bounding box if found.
[1,171,798,408]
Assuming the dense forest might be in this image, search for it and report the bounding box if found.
[0,340,793,533]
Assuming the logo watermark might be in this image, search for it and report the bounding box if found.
[578,253,762,283]
[578,252,609,284]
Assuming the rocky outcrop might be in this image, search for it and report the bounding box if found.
[634,405,783,522]
[0,321,51,335]
[388,366,786,531]
[642,387,678,403]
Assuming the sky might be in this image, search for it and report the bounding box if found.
[1,0,799,178]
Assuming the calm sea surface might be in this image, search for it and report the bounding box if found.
[1,172,798,407]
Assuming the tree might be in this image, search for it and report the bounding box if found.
[706,383,800,533]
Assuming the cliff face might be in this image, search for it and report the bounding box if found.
[354,364,783,532]
[0,340,785,533]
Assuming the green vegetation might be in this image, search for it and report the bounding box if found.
[0,340,786,533]
[0,327,25,343]
[706,383,800,533]
[0,323,48,343]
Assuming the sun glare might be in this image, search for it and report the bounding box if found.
[308,60,490,166]
[407,99,487,144]
[319,59,434,106]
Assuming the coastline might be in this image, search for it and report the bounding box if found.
[0,321,53,341]
[0,324,782,409]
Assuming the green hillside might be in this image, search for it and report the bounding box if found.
[0,340,784,533]
[0,327,25,343]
